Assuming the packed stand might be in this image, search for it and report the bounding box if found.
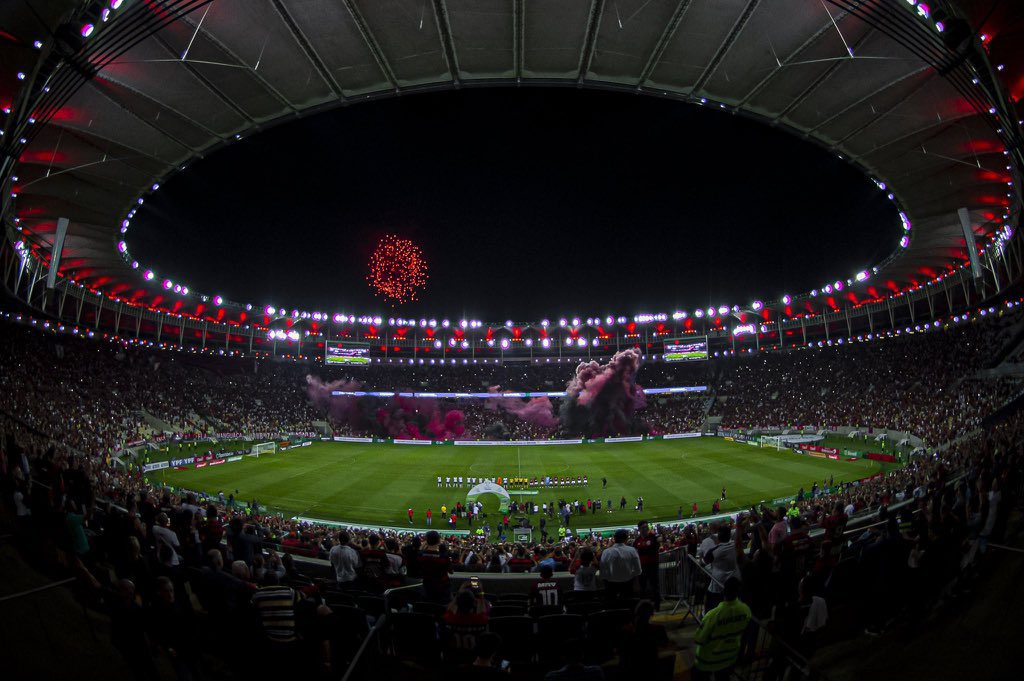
[712,317,1024,444]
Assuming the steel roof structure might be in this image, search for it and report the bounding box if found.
[1,0,1022,326]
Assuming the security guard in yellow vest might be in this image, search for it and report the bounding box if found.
[694,576,751,677]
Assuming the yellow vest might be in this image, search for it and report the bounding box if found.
[694,599,752,671]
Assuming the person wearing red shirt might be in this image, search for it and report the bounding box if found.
[634,520,661,608]
[506,546,535,573]
[280,531,303,554]
[360,533,391,593]
[552,547,570,572]
[417,530,453,603]
[692,501,698,518]
[443,586,489,663]
[426,508,433,526]
[531,565,561,607]
[407,507,414,524]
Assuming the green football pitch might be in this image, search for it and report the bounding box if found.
[147,438,896,530]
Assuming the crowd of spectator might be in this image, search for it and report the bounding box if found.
[3,309,1022,450]
[313,359,712,394]
[712,316,1024,444]
[2,401,1019,678]
[0,322,320,455]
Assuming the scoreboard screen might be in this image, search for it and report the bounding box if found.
[664,337,708,362]
[325,341,371,366]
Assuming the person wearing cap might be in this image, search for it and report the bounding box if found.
[634,520,661,608]
[599,528,641,601]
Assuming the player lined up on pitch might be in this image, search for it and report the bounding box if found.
[437,474,590,488]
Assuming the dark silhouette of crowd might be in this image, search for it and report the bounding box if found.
[1,306,1023,679]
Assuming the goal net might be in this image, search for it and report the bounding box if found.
[249,442,277,458]
[759,435,785,451]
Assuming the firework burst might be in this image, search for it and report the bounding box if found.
[366,235,429,305]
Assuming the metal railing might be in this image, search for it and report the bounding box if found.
[339,615,387,681]
[677,554,826,681]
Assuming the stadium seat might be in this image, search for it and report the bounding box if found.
[389,612,441,662]
[487,616,536,664]
[565,601,604,616]
[325,592,356,609]
[489,603,527,617]
[585,609,631,663]
[562,590,602,603]
[328,605,371,666]
[607,598,640,613]
[499,593,531,604]
[356,595,386,618]
[537,613,585,663]
[529,603,564,618]
[412,601,448,619]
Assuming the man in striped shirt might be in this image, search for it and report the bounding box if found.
[251,574,301,644]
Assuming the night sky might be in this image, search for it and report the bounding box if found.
[131,87,901,320]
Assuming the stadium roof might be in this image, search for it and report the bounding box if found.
[2,0,1022,322]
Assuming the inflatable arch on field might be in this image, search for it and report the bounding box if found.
[466,481,511,514]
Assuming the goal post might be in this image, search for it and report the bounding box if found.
[759,435,785,451]
[249,441,277,458]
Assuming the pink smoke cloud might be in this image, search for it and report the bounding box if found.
[486,386,561,429]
